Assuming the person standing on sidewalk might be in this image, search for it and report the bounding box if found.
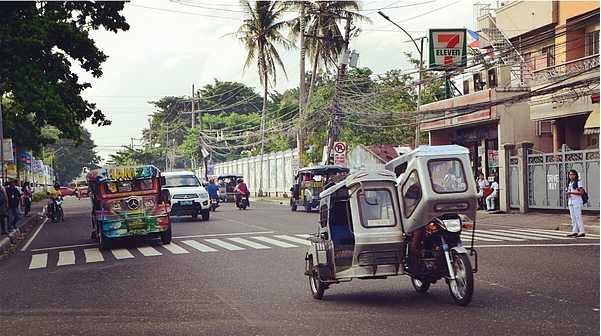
[0,185,8,235]
[5,180,21,230]
[21,181,32,217]
[566,169,585,237]
[486,175,499,211]
[476,172,489,210]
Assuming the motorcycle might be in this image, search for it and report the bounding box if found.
[210,198,220,211]
[236,193,249,210]
[47,197,64,223]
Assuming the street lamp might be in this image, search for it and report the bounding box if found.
[378,11,425,147]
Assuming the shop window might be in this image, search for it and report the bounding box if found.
[542,45,555,67]
[585,30,599,56]
[486,139,499,178]
[463,80,470,95]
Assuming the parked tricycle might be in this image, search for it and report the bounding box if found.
[290,165,349,212]
[304,145,478,306]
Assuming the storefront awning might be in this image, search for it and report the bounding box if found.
[584,104,599,135]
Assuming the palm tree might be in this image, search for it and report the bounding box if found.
[288,1,368,108]
[235,0,292,194]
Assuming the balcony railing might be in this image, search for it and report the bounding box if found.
[530,54,600,86]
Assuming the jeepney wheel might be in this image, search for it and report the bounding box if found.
[448,252,474,306]
[98,230,112,250]
[290,199,297,212]
[411,277,431,294]
[306,255,326,300]
[161,225,172,245]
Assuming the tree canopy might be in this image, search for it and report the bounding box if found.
[0,1,129,150]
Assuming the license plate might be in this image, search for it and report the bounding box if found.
[179,200,193,206]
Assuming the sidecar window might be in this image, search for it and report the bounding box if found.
[358,189,396,228]
[401,170,422,218]
[428,159,467,193]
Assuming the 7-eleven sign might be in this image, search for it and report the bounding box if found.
[429,29,467,69]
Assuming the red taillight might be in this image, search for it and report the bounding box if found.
[426,222,438,234]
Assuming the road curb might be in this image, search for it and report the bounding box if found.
[0,214,41,257]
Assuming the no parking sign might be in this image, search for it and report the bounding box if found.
[333,142,347,166]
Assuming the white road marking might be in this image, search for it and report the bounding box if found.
[295,234,310,238]
[473,243,599,248]
[29,254,48,269]
[488,230,549,240]
[21,218,48,252]
[274,235,312,246]
[111,249,135,259]
[84,248,104,263]
[137,246,162,256]
[493,229,571,240]
[173,231,274,239]
[515,229,599,240]
[227,237,270,249]
[462,232,503,241]
[181,240,217,252]
[205,239,245,251]
[471,231,525,241]
[57,250,75,266]
[31,243,97,252]
[162,243,190,254]
[251,236,297,248]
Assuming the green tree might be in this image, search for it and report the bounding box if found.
[0,2,129,149]
[197,80,262,115]
[46,128,100,185]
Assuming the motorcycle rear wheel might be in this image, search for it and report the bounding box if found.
[448,252,474,306]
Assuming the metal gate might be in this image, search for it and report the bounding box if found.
[508,156,520,208]
[527,147,599,211]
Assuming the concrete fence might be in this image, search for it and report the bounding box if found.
[213,149,299,197]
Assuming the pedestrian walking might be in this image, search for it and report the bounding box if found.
[486,175,499,211]
[0,185,8,235]
[5,180,21,230]
[566,169,586,237]
[21,181,32,217]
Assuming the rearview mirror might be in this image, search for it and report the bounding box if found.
[159,176,166,186]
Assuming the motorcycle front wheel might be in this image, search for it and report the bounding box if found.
[448,252,474,306]
[411,277,431,294]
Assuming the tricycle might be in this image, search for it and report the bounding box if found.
[290,165,349,212]
[304,145,478,306]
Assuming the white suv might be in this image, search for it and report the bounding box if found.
[162,171,210,221]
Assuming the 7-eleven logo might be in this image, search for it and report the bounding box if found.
[431,30,465,68]
[437,34,460,65]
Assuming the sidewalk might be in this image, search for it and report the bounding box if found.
[254,197,600,234]
[0,202,45,257]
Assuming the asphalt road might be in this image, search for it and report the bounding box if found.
[0,197,598,336]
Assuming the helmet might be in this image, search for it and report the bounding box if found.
[54,183,60,190]
[237,178,243,184]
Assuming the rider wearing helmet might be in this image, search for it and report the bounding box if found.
[234,178,250,208]
[47,183,62,219]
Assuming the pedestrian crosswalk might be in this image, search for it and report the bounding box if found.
[26,230,599,270]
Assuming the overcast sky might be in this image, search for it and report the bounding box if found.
[79,0,480,161]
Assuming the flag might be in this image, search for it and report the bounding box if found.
[467,29,480,48]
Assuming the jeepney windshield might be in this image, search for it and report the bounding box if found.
[358,189,396,228]
[428,159,467,193]
[106,178,154,194]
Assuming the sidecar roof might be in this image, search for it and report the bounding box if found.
[384,145,469,173]
[319,170,397,199]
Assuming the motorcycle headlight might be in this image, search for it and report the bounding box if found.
[442,218,462,232]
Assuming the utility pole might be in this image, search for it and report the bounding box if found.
[325,15,352,165]
[415,37,425,147]
[297,1,306,167]
[0,93,4,183]
[191,84,195,129]
[165,125,169,171]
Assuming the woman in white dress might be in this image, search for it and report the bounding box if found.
[566,169,585,237]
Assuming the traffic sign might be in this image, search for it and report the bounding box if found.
[333,142,347,166]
